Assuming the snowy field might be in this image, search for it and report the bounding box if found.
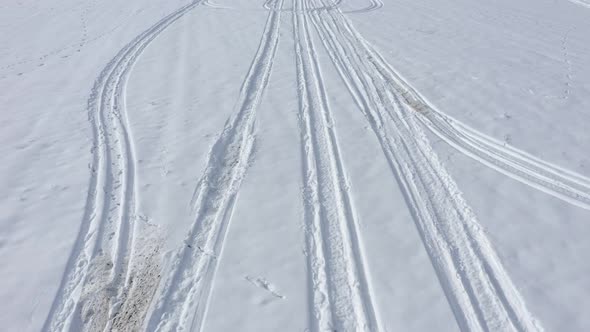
[1,0,590,331]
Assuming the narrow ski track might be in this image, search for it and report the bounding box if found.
[308,0,544,331]
[293,0,380,330]
[145,0,284,330]
[42,2,202,331]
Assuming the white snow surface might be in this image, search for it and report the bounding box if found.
[1,0,590,331]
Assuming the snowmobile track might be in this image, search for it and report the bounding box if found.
[42,1,201,331]
[568,0,590,9]
[342,0,383,14]
[350,30,590,211]
[145,0,283,330]
[416,110,590,211]
[292,0,380,330]
[309,1,544,331]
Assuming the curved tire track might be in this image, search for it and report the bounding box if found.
[145,1,283,330]
[343,28,590,211]
[416,110,590,210]
[342,0,383,14]
[327,6,590,210]
[309,0,544,331]
[568,0,590,8]
[42,2,201,331]
[264,0,342,13]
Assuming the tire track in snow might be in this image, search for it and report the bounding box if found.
[194,0,590,211]
[202,0,233,10]
[308,1,544,331]
[415,110,590,210]
[0,1,144,79]
[292,0,380,330]
[342,0,383,14]
[343,25,590,210]
[264,0,342,13]
[328,6,590,210]
[42,2,201,331]
[145,1,283,330]
[337,23,590,210]
[568,0,590,9]
[211,0,378,15]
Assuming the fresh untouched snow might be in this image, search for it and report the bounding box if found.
[1,0,590,331]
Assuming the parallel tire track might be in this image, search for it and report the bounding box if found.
[342,0,383,14]
[264,0,342,13]
[416,110,590,210]
[43,2,201,331]
[293,0,380,330]
[145,1,283,330]
[568,0,590,9]
[331,3,590,210]
[309,1,544,331]
[346,28,590,210]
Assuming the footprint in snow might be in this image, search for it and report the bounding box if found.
[245,275,285,300]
